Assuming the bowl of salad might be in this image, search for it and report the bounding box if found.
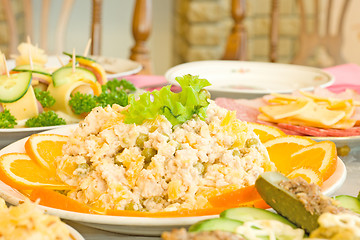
[0,43,140,149]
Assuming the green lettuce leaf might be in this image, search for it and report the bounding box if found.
[123,74,211,125]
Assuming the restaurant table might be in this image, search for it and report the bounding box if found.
[63,64,360,239]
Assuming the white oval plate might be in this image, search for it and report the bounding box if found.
[165,61,334,99]
[0,124,77,150]
[90,56,143,79]
[310,135,360,160]
[7,56,142,79]
[67,224,85,240]
[311,135,360,149]
[0,125,347,236]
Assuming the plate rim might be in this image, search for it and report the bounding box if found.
[6,56,142,79]
[165,60,335,94]
[310,135,360,141]
[0,125,347,227]
[0,124,72,133]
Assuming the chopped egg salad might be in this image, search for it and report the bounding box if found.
[0,198,72,240]
[56,101,274,212]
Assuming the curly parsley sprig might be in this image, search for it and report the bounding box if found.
[68,92,97,115]
[25,111,66,127]
[34,88,56,108]
[0,109,17,128]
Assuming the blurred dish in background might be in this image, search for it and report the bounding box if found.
[165,60,334,99]
[90,56,142,78]
[7,56,143,79]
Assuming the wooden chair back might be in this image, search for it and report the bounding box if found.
[2,0,153,74]
[222,0,279,62]
[223,0,351,66]
[292,0,351,66]
[2,0,77,55]
[129,0,152,75]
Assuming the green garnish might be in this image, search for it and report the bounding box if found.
[102,79,136,93]
[68,79,134,115]
[123,74,211,125]
[97,91,128,108]
[0,109,17,128]
[68,92,97,115]
[34,88,56,108]
[25,110,66,127]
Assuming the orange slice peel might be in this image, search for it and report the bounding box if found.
[0,153,70,190]
[287,167,324,186]
[248,122,286,143]
[264,135,316,174]
[290,140,337,181]
[25,134,68,171]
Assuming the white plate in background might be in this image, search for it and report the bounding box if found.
[0,125,347,236]
[90,56,142,78]
[165,61,334,99]
[0,125,72,150]
[7,55,142,78]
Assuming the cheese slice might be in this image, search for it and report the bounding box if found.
[292,101,345,126]
[2,86,38,120]
[259,98,311,120]
[47,81,92,119]
[258,113,355,129]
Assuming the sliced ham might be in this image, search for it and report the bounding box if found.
[215,98,306,135]
[215,98,265,122]
[215,94,360,137]
[313,87,360,101]
[277,123,360,137]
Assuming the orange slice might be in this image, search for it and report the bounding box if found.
[290,141,337,181]
[0,153,70,190]
[287,167,324,186]
[80,79,102,96]
[264,136,316,174]
[25,134,68,171]
[30,188,96,214]
[248,122,286,143]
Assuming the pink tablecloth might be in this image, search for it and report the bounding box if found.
[324,63,360,93]
[123,63,360,94]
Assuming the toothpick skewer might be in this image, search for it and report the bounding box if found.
[57,55,64,66]
[83,38,92,57]
[3,55,10,78]
[72,48,76,73]
[27,35,31,45]
[28,46,33,70]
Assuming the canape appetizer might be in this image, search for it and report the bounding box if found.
[0,43,137,128]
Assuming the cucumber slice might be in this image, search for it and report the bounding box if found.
[0,72,32,103]
[63,52,96,62]
[220,207,297,229]
[52,66,96,87]
[335,195,360,214]
[188,218,243,233]
[12,64,51,76]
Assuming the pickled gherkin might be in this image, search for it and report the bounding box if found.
[255,172,322,233]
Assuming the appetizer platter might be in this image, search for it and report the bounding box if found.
[0,43,140,148]
[215,87,360,156]
[0,75,348,236]
[165,60,334,99]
